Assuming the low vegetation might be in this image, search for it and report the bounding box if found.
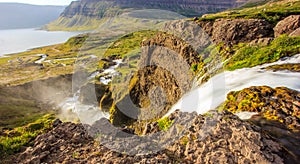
[157,117,174,131]
[225,35,300,70]
[0,35,89,86]
[0,114,55,157]
[103,30,157,59]
[197,0,300,25]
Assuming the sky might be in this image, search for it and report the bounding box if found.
[0,0,76,6]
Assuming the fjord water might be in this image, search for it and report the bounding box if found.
[0,28,81,56]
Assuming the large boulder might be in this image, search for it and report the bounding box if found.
[274,15,300,37]
[290,28,300,37]
[211,18,273,46]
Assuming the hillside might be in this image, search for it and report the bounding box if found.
[0,3,65,30]
[45,0,249,31]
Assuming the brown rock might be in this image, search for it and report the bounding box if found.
[274,15,300,37]
[196,20,214,36]
[289,27,300,37]
[110,31,204,125]
[13,111,294,163]
[249,37,274,46]
[212,18,273,46]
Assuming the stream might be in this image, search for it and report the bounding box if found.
[59,59,122,124]
[60,54,300,124]
[169,54,300,116]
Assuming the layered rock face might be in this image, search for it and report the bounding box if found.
[61,0,246,18]
[46,0,249,30]
[14,111,292,163]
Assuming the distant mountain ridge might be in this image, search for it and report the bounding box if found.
[45,0,251,31]
[0,3,65,30]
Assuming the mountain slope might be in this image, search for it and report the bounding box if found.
[0,3,65,30]
[45,0,249,31]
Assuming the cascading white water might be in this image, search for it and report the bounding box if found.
[168,54,300,115]
[59,59,122,124]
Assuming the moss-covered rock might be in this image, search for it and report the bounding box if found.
[109,31,207,126]
[224,86,300,131]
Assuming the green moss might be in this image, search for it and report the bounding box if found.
[0,114,55,157]
[157,117,174,131]
[225,35,300,71]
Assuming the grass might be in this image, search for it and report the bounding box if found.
[238,0,272,9]
[0,114,55,157]
[0,35,89,86]
[197,0,300,25]
[103,30,157,59]
[0,104,46,130]
[225,35,300,71]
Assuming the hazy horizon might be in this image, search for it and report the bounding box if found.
[0,0,75,6]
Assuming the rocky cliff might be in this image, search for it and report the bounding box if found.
[45,0,249,31]
[109,31,205,125]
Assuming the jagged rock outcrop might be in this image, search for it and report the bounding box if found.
[274,15,300,37]
[204,18,273,46]
[109,32,203,125]
[13,111,295,163]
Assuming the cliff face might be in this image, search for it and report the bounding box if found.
[62,0,245,18]
[46,0,248,31]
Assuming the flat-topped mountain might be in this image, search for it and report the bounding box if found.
[45,0,250,31]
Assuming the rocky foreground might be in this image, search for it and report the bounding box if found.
[7,109,297,164]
